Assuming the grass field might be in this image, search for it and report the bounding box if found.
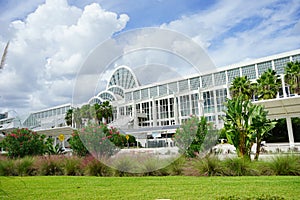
[1,176,300,200]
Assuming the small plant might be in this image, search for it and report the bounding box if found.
[37,156,65,176]
[84,156,112,176]
[222,157,257,176]
[164,156,186,175]
[193,155,224,176]
[266,154,300,175]
[0,158,16,176]
[111,155,139,176]
[64,156,83,176]
[15,156,36,176]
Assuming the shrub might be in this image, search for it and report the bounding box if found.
[193,155,224,176]
[83,155,112,176]
[265,154,300,175]
[15,156,36,176]
[111,155,139,176]
[1,128,46,158]
[37,156,65,176]
[164,156,186,175]
[68,130,89,157]
[222,157,258,176]
[0,158,16,176]
[64,156,83,176]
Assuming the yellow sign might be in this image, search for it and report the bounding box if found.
[58,134,65,142]
[125,135,129,141]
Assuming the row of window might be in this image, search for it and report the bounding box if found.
[116,88,227,127]
[123,54,298,101]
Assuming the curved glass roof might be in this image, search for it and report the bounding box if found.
[108,66,139,89]
[107,85,124,99]
[97,91,116,102]
[88,97,102,105]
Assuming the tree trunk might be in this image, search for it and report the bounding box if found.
[254,141,261,161]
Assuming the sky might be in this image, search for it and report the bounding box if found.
[0,0,300,117]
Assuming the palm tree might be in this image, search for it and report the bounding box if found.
[95,101,113,124]
[229,76,253,100]
[256,69,281,100]
[65,109,73,126]
[285,61,300,95]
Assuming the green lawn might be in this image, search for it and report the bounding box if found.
[1,176,299,200]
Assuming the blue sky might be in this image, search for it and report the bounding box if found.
[0,0,300,115]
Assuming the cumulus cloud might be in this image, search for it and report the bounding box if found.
[0,0,129,115]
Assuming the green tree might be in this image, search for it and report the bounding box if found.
[95,101,113,124]
[229,76,253,100]
[1,128,46,158]
[68,130,89,157]
[174,116,214,158]
[65,109,73,126]
[285,61,300,95]
[223,96,256,159]
[256,69,281,100]
[252,106,276,160]
[223,96,276,160]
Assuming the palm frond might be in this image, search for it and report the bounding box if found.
[0,41,9,70]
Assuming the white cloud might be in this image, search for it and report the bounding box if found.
[161,0,300,67]
[0,0,129,115]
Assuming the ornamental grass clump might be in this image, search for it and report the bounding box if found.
[37,155,65,176]
[192,155,224,176]
[265,154,300,175]
[15,156,36,176]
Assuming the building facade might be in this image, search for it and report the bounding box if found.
[88,49,300,131]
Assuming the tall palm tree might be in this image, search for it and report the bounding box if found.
[229,76,253,100]
[65,109,73,126]
[285,61,300,95]
[95,101,113,124]
[256,69,281,100]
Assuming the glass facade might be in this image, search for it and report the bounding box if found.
[179,95,190,117]
[242,65,256,80]
[23,50,298,132]
[203,91,215,114]
[274,57,290,74]
[257,61,272,76]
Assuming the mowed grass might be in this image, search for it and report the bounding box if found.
[1,176,300,200]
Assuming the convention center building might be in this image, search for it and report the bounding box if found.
[88,49,300,133]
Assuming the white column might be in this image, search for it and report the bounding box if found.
[152,99,157,127]
[174,96,179,125]
[281,75,287,98]
[133,101,138,129]
[286,117,295,147]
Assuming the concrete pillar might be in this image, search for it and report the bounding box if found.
[152,98,157,127]
[281,75,287,98]
[286,117,295,147]
[133,101,138,129]
[174,96,179,125]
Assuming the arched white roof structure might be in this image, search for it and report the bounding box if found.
[97,91,117,102]
[107,65,140,89]
[88,97,102,105]
[107,85,125,99]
